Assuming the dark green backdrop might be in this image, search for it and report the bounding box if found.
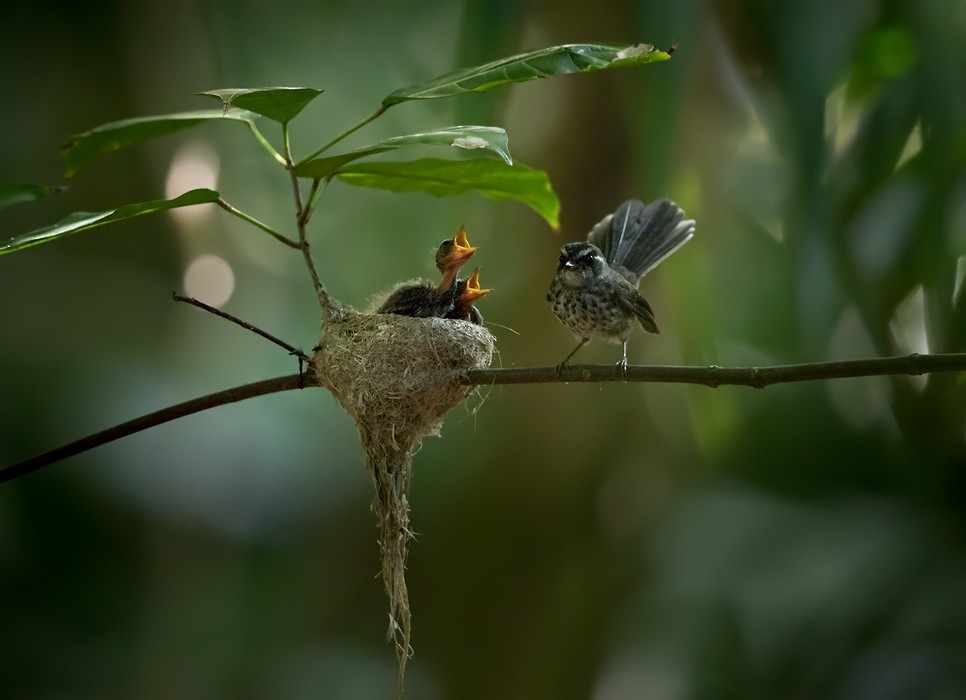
[2,1,965,698]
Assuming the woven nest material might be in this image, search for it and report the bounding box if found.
[310,307,494,690]
[313,307,494,446]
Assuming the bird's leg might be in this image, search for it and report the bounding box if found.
[556,338,589,375]
[618,340,628,380]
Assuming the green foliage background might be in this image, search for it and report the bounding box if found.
[2,1,965,698]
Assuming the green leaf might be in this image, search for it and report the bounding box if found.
[0,188,220,256]
[294,126,512,179]
[334,158,559,229]
[0,182,65,212]
[384,42,672,105]
[60,110,255,178]
[197,87,323,124]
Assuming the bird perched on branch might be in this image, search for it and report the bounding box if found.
[445,267,492,325]
[377,226,477,318]
[547,198,695,370]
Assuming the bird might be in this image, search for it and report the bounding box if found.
[377,226,477,317]
[444,267,492,325]
[547,198,695,371]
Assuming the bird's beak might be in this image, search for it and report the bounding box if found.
[462,267,493,302]
[450,225,478,263]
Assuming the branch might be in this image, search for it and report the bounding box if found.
[4,353,964,485]
[0,373,310,485]
[283,123,334,315]
[458,352,966,386]
[172,293,309,361]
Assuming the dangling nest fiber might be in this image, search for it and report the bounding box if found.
[310,306,494,690]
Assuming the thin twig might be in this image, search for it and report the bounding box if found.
[458,352,966,387]
[0,374,308,484]
[172,293,309,361]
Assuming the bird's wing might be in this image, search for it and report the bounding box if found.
[613,278,660,335]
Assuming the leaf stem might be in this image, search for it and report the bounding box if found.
[217,198,299,248]
[247,121,287,166]
[296,105,389,167]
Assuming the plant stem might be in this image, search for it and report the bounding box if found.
[217,198,299,248]
[283,123,333,314]
[299,177,329,228]
[247,121,287,166]
[296,105,389,166]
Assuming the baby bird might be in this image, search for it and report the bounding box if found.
[377,226,477,317]
[444,267,492,325]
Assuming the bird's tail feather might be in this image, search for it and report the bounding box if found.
[592,199,695,284]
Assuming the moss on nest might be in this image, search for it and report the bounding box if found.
[310,307,494,690]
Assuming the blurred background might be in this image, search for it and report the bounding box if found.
[2,0,965,698]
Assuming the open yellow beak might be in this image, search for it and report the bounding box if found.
[462,267,493,302]
[451,225,478,262]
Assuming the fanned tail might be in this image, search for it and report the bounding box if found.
[588,199,695,284]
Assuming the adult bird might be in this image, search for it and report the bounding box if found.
[444,267,492,325]
[377,226,477,318]
[547,198,695,370]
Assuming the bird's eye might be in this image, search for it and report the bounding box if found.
[559,254,567,263]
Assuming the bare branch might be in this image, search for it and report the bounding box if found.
[0,373,310,485]
[458,353,966,386]
[4,352,965,485]
[172,293,309,361]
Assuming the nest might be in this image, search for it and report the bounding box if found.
[310,306,494,690]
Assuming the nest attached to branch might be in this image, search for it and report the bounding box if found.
[310,307,494,683]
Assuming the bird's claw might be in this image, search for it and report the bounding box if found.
[616,358,628,380]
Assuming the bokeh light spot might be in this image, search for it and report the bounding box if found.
[183,254,235,308]
[165,140,220,225]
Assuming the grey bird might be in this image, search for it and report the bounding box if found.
[547,198,695,370]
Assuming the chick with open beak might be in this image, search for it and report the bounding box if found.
[377,226,478,318]
[444,267,492,325]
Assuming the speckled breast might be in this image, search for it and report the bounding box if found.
[547,278,633,341]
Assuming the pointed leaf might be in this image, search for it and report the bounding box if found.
[384,42,672,105]
[294,126,512,178]
[61,110,256,178]
[197,87,323,124]
[0,182,65,212]
[334,158,559,229]
[0,188,220,256]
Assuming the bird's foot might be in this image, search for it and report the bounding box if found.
[616,357,628,380]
